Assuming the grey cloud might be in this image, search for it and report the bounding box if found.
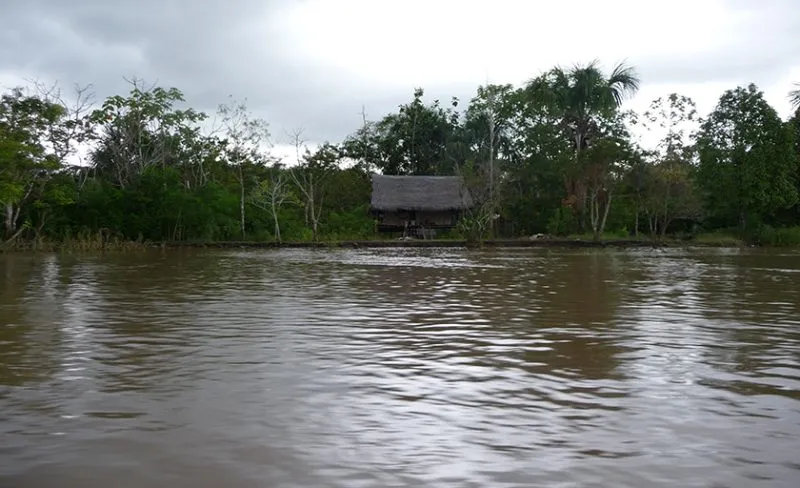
[636,1,800,86]
[1,0,798,147]
[1,0,350,140]
[0,0,465,145]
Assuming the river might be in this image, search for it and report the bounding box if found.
[1,247,799,487]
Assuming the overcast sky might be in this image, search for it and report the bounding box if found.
[2,0,799,160]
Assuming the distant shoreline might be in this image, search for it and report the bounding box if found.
[4,237,773,254]
[159,238,739,249]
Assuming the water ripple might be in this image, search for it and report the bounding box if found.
[1,247,799,487]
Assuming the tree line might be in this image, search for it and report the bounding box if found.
[1,64,799,248]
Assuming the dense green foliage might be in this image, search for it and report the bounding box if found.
[1,68,799,248]
[696,84,798,233]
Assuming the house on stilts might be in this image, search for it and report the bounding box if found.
[370,174,474,239]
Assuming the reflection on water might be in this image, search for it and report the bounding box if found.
[1,247,799,487]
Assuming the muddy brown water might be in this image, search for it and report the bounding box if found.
[1,247,799,487]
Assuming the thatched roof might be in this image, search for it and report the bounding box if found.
[370,174,474,212]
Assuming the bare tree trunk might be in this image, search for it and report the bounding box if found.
[4,203,14,239]
[290,169,324,242]
[252,174,290,244]
[2,224,26,246]
[588,189,612,242]
[304,175,312,228]
[270,176,282,243]
[271,204,281,243]
[11,182,36,234]
[311,192,324,241]
[360,105,370,172]
[288,128,313,229]
[311,213,318,241]
[659,207,673,240]
[238,165,246,239]
[306,189,324,242]
[173,209,182,241]
[287,127,327,242]
[486,92,497,238]
[3,180,35,239]
[599,191,612,238]
[568,133,583,234]
[660,190,671,239]
[646,209,658,240]
[589,189,600,241]
[307,190,314,239]
[35,209,50,240]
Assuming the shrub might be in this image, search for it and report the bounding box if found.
[755,225,800,247]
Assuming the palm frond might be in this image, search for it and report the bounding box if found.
[790,82,800,110]
[568,64,597,119]
[525,68,568,114]
[607,61,641,106]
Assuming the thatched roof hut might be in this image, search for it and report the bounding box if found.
[370,174,474,212]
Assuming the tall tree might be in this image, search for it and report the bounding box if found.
[216,96,272,239]
[461,84,519,236]
[503,87,572,235]
[30,81,96,167]
[621,154,650,237]
[696,83,798,231]
[90,79,206,188]
[250,166,294,243]
[357,88,461,175]
[639,160,702,239]
[787,107,800,223]
[290,137,337,241]
[638,93,703,238]
[0,88,70,240]
[525,60,640,232]
[581,114,638,241]
[341,108,377,175]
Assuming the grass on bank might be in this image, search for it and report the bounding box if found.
[692,226,800,248]
[1,232,150,253]
[692,231,746,247]
[567,225,800,248]
[4,226,800,252]
[755,225,800,247]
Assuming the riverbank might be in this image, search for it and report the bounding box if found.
[2,235,776,253]
[161,238,734,249]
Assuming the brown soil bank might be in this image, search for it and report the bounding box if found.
[164,239,692,249]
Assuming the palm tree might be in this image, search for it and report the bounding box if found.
[525,60,640,238]
[790,82,800,110]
